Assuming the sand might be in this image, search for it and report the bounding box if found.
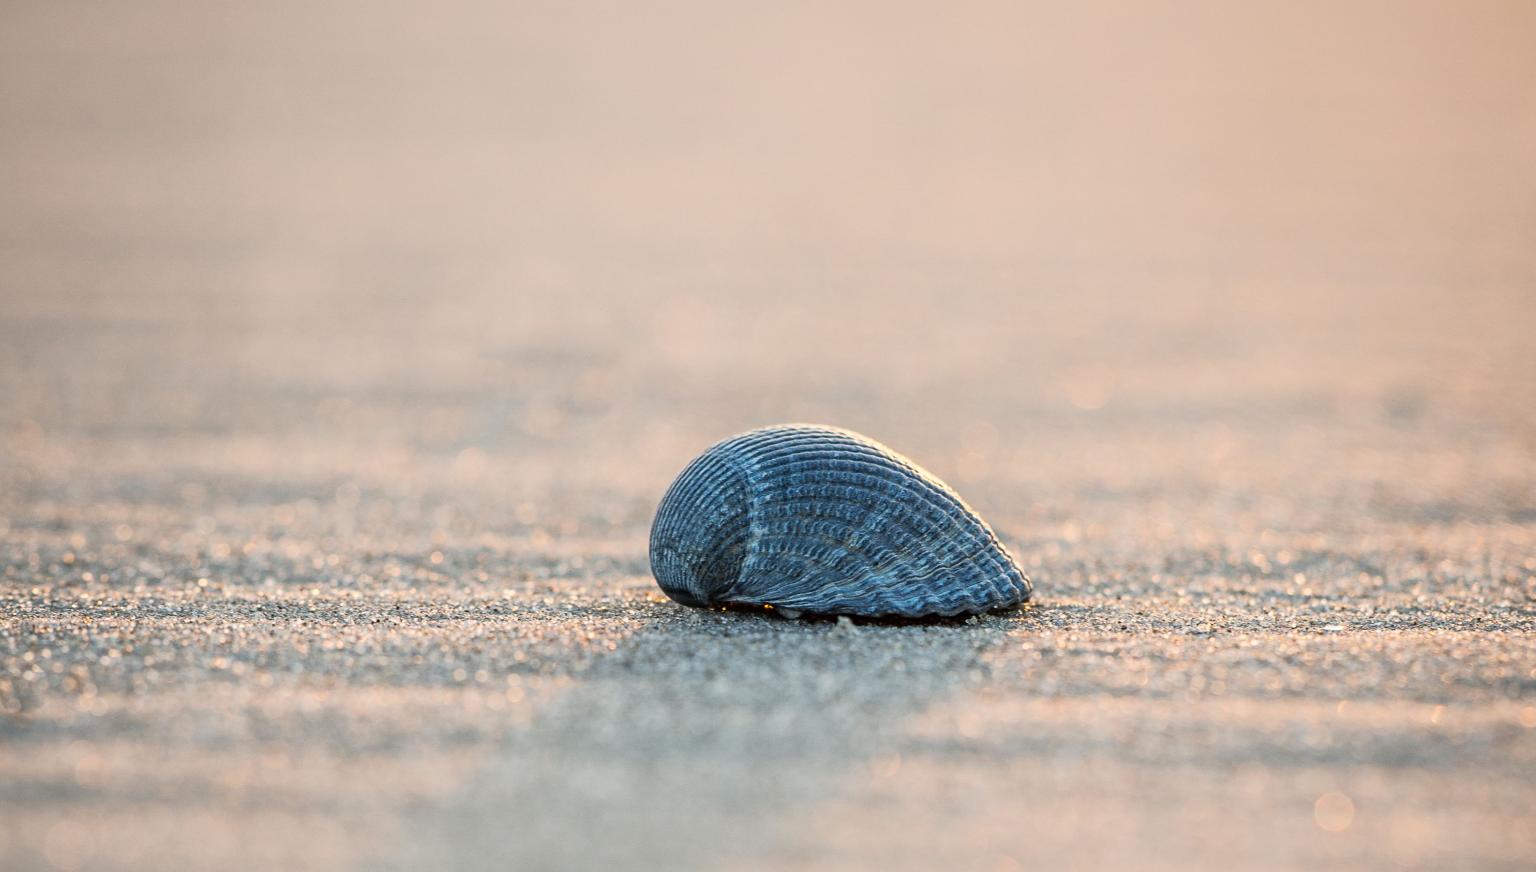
[3,2,1535,869]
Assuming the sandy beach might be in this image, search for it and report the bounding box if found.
[3,2,1535,869]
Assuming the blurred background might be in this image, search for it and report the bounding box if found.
[2,1,1534,869]
[4,0,1533,482]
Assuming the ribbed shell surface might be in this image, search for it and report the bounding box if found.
[649,425,1032,617]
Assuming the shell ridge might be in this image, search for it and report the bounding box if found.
[747,498,994,585]
[738,549,992,616]
[753,465,990,547]
[752,477,1003,582]
[739,525,1010,616]
[718,440,766,602]
[755,487,983,559]
[753,496,1024,612]
[735,549,914,614]
[737,539,1019,617]
[748,443,1011,582]
[737,428,1024,612]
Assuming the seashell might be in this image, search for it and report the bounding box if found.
[649,424,1031,618]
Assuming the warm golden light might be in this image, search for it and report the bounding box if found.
[1,2,1532,869]
[1314,792,1356,833]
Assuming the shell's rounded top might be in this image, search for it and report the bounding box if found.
[649,424,1031,618]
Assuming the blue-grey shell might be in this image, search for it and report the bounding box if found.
[649,424,1031,618]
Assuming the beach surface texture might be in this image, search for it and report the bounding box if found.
[3,3,1534,869]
